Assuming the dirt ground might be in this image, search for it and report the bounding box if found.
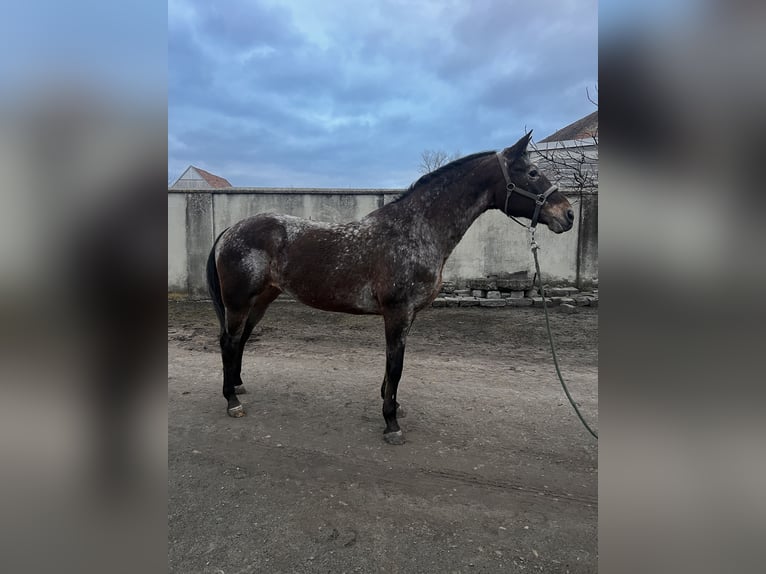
[168,300,598,573]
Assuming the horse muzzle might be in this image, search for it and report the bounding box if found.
[542,204,575,234]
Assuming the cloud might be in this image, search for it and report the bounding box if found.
[169,0,597,187]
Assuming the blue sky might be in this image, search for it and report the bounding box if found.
[169,0,597,188]
[1,1,165,99]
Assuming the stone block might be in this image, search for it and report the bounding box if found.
[444,297,461,308]
[458,297,479,307]
[440,282,456,294]
[549,287,580,297]
[479,299,506,308]
[493,270,530,279]
[509,290,525,299]
[492,271,531,289]
[532,297,553,307]
[560,303,578,314]
[486,290,502,299]
[524,288,538,298]
[454,289,471,297]
[471,289,486,298]
[572,296,590,307]
[587,297,598,308]
[496,278,533,291]
[432,298,446,307]
[470,278,497,291]
[507,298,533,307]
[559,297,576,305]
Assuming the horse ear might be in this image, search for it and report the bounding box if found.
[503,130,533,160]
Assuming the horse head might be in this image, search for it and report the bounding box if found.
[497,132,574,234]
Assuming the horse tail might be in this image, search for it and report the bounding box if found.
[206,228,229,334]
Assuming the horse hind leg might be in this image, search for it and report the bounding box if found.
[231,315,256,394]
[221,286,281,417]
[232,286,281,396]
[220,307,250,417]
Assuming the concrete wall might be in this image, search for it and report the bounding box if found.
[167,193,187,292]
[168,186,598,297]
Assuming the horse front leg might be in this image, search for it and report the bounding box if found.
[381,308,415,445]
[380,382,407,418]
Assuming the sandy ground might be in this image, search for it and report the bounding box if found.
[168,300,598,573]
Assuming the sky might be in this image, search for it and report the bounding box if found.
[168,0,597,188]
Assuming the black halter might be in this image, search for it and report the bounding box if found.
[496,152,558,228]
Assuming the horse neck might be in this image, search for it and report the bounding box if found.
[395,163,497,256]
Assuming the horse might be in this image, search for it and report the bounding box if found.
[206,132,574,444]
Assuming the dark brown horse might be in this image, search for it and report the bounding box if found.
[206,132,574,444]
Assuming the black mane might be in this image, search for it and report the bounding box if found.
[393,151,495,203]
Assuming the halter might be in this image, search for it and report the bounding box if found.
[496,151,558,229]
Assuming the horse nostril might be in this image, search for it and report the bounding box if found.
[566,209,574,222]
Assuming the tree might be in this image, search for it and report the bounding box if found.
[528,86,598,290]
[530,134,598,197]
[418,149,461,175]
[530,86,598,198]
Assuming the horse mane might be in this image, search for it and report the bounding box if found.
[393,151,496,203]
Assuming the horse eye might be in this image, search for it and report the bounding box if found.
[529,169,538,178]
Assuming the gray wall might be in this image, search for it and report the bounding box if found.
[168,186,598,298]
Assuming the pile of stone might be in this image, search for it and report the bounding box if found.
[431,275,598,312]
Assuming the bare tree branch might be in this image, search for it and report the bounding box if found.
[528,87,599,202]
[418,149,461,175]
[530,129,598,207]
[586,84,599,108]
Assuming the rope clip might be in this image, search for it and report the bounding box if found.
[528,227,539,251]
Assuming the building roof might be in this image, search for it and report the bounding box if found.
[193,166,232,188]
[540,111,598,143]
[170,165,232,189]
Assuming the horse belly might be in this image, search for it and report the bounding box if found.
[281,259,380,315]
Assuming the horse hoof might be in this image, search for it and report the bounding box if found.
[235,386,247,395]
[383,430,405,445]
[396,405,406,418]
[227,405,246,417]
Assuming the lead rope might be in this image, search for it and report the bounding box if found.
[529,228,599,440]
